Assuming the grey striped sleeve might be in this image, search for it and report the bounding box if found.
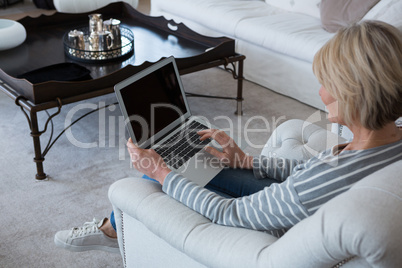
[162,171,309,233]
[252,156,304,181]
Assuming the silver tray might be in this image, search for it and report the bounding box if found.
[63,26,134,62]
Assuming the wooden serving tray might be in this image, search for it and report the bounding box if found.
[0,2,235,104]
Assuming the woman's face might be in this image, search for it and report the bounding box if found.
[319,86,340,123]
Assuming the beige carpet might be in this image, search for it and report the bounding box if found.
[0,2,329,267]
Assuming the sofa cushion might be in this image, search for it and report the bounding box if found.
[320,0,380,33]
[235,13,333,62]
[363,0,402,31]
[151,0,284,37]
[152,0,332,63]
[265,0,321,19]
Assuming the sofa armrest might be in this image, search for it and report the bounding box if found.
[261,119,346,161]
[109,178,279,268]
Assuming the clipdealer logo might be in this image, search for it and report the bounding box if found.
[64,101,300,167]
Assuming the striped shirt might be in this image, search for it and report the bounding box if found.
[162,140,402,237]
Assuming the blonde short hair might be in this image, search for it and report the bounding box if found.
[313,20,402,130]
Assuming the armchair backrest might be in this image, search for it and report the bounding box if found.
[261,160,402,267]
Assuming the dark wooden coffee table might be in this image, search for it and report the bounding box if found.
[0,2,245,180]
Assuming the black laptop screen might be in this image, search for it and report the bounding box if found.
[119,62,188,145]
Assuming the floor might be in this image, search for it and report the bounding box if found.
[0,0,151,19]
[0,1,55,19]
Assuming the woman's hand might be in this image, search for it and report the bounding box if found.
[126,138,171,185]
[198,129,253,169]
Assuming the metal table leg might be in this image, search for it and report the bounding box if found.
[223,57,244,115]
[14,96,62,180]
[17,98,117,180]
[30,111,47,180]
[235,59,244,115]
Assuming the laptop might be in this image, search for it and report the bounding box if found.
[114,56,224,186]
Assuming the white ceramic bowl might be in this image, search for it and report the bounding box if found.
[0,19,27,51]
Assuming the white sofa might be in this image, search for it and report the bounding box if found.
[52,0,138,13]
[108,119,402,267]
[150,0,402,110]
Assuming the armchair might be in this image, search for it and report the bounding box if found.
[109,119,402,267]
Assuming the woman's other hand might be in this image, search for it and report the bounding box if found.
[198,129,253,169]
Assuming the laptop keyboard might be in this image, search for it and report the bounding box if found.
[154,121,211,169]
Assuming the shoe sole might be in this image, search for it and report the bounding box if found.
[54,236,120,254]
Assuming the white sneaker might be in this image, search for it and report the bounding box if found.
[54,218,119,253]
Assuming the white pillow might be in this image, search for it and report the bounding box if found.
[265,0,321,18]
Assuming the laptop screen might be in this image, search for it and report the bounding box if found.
[118,60,189,147]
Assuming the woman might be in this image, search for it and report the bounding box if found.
[55,20,401,251]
